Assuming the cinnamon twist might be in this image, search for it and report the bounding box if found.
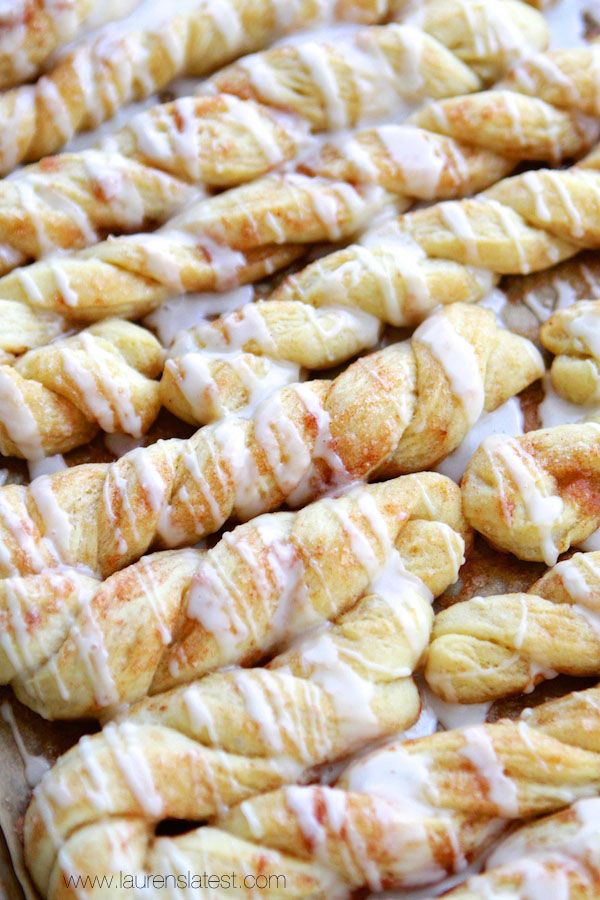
[1,472,468,718]
[22,587,422,899]
[205,0,548,127]
[153,51,600,404]
[0,94,305,287]
[0,173,382,326]
[541,299,600,409]
[425,550,600,703]
[0,0,139,90]
[0,319,164,460]
[24,682,600,898]
[160,300,541,479]
[0,0,392,175]
[301,89,596,195]
[462,423,600,565]
[1,93,577,366]
[0,304,540,575]
[441,798,600,898]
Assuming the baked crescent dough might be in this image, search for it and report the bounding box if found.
[0,0,139,90]
[426,551,600,702]
[1,472,468,717]
[462,422,600,564]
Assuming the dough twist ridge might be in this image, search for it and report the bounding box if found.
[0,94,304,286]
[0,318,164,459]
[426,550,600,703]
[541,299,600,410]
[461,422,600,564]
[24,682,600,898]
[205,0,548,128]
[0,304,541,567]
[1,472,468,718]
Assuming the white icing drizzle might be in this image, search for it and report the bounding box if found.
[422,686,490,732]
[485,435,565,566]
[346,742,437,817]
[460,725,519,816]
[568,305,600,359]
[540,373,597,429]
[554,553,600,602]
[579,528,600,552]
[29,474,72,560]
[70,594,119,709]
[356,220,435,323]
[288,630,379,743]
[28,454,67,481]
[0,369,44,460]
[144,286,254,346]
[182,684,220,743]
[436,397,524,484]
[103,721,164,816]
[0,701,51,786]
[415,312,485,426]
[439,201,480,264]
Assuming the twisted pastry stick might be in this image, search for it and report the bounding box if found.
[160,300,541,476]
[426,550,600,703]
[0,0,139,90]
[0,2,558,285]
[0,0,392,175]
[153,50,600,404]
[0,304,541,572]
[541,299,600,409]
[0,319,164,460]
[1,472,467,718]
[25,682,600,898]
[0,172,382,327]
[444,798,600,898]
[205,0,548,127]
[301,89,596,193]
[462,422,600,565]
[0,94,306,286]
[2,91,582,366]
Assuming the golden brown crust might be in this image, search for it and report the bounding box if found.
[462,424,600,564]
[0,319,163,458]
[426,551,600,703]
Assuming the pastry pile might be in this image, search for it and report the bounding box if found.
[1,1,600,898]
